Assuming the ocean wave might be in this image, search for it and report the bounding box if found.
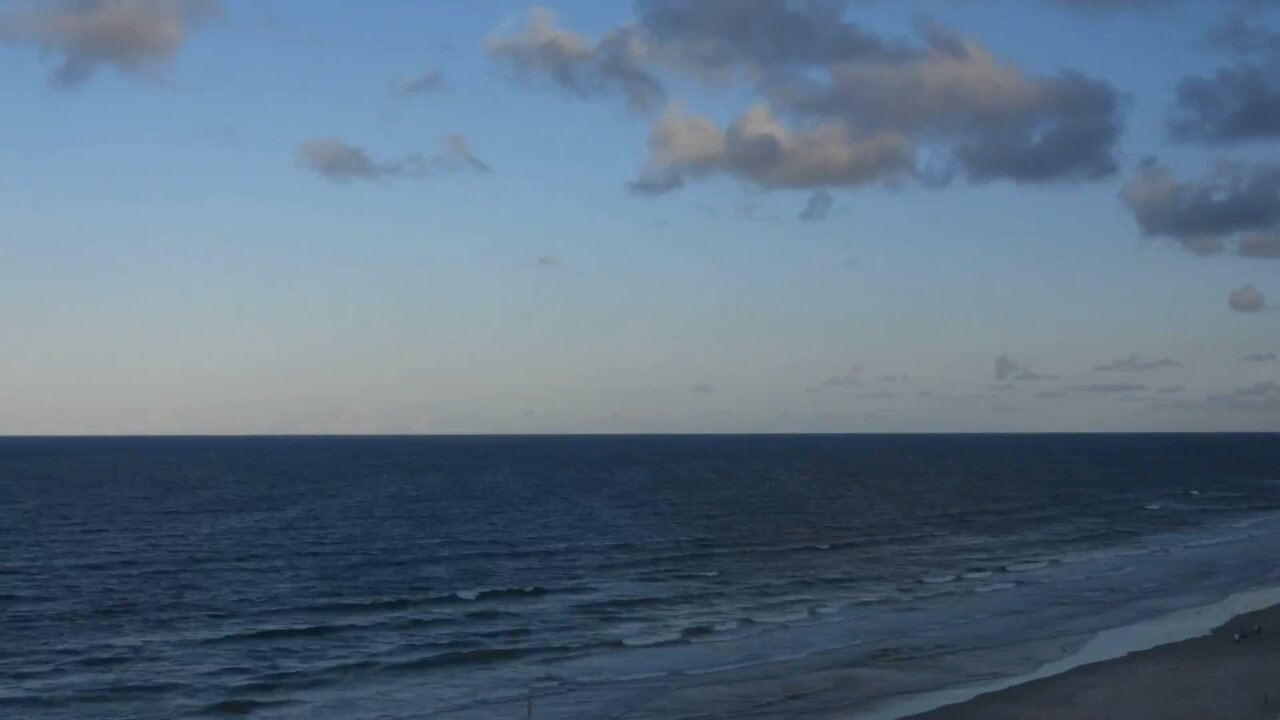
[1004,560,1050,573]
[197,698,298,716]
[973,582,1017,593]
[465,609,521,621]
[386,645,568,673]
[747,609,812,625]
[291,597,421,615]
[573,589,726,614]
[201,622,362,644]
[920,573,958,585]
[621,631,683,647]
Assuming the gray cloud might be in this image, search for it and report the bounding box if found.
[627,168,684,196]
[994,354,1021,381]
[994,354,1053,381]
[1206,381,1280,413]
[806,364,864,393]
[1243,352,1278,362]
[864,390,895,400]
[1208,16,1280,59]
[1168,64,1280,143]
[1157,385,1186,394]
[486,4,1124,193]
[690,383,714,394]
[638,104,914,191]
[798,189,834,223]
[1239,233,1280,258]
[1093,354,1182,372]
[1120,160,1280,257]
[394,68,447,97]
[1168,22,1280,144]
[0,0,220,87]
[1228,283,1266,313]
[486,7,663,113]
[295,135,489,183]
[1035,390,1068,399]
[536,254,561,267]
[1072,382,1149,393]
[635,39,1122,190]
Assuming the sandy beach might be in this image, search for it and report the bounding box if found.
[906,604,1280,720]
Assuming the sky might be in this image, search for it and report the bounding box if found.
[0,0,1278,434]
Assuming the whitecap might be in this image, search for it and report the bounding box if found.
[621,631,682,647]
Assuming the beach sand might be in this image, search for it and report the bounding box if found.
[906,604,1280,720]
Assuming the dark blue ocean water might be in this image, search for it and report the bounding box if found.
[4,435,1280,719]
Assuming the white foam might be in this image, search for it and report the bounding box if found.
[621,631,681,647]
[852,583,1280,720]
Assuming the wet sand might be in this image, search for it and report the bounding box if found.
[907,604,1280,720]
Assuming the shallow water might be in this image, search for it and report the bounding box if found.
[2,434,1279,719]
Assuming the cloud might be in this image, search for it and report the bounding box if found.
[690,383,714,394]
[806,364,864,393]
[1157,385,1186,394]
[439,133,491,173]
[1168,65,1280,143]
[994,354,1021,381]
[1120,160,1280,257]
[536,254,560,267]
[627,168,684,196]
[486,7,663,113]
[1168,23,1280,144]
[637,104,914,191]
[0,0,220,87]
[295,135,489,183]
[1239,233,1280,258]
[1205,380,1280,413]
[393,68,447,97]
[633,0,894,81]
[1243,352,1278,362]
[1072,382,1149,393]
[1092,354,1182,372]
[1228,283,1266,312]
[1035,390,1068,399]
[487,4,1124,193]
[633,40,1122,190]
[994,354,1053,381]
[799,189,834,222]
[865,390,895,400]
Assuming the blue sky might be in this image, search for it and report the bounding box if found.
[0,0,1277,434]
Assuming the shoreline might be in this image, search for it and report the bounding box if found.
[856,586,1280,719]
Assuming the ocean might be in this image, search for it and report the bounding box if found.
[3,434,1280,719]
